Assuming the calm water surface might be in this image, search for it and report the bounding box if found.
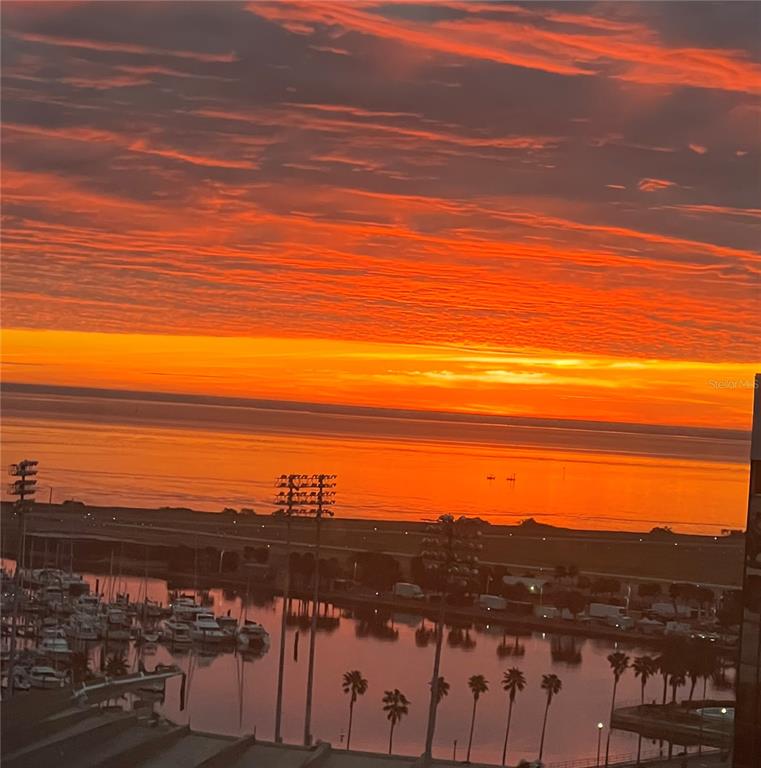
[21,568,730,766]
[0,388,749,532]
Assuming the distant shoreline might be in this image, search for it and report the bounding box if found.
[2,501,746,587]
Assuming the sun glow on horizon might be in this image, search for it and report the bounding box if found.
[2,328,757,430]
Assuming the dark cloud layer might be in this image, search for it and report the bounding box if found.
[1,1,759,361]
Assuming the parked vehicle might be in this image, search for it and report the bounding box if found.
[651,602,693,619]
[478,594,507,611]
[588,603,626,620]
[392,582,425,600]
[607,615,635,630]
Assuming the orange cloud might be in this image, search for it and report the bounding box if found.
[248,2,761,94]
[10,30,237,63]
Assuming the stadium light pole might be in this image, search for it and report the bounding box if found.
[6,459,39,697]
[421,514,482,763]
[273,473,297,743]
[302,473,336,746]
[270,473,336,745]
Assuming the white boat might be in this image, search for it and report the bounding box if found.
[41,585,65,610]
[160,619,192,645]
[2,668,31,691]
[237,620,269,650]
[139,599,164,619]
[66,615,100,642]
[170,596,204,621]
[28,665,66,689]
[190,613,226,644]
[102,608,131,641]
[216,614,238,638]
[61,573,89,594]
[76,594,101,615]
[39,628,70,656]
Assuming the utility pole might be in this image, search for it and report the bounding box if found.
[6,459,39,697]
[420,514,482,764]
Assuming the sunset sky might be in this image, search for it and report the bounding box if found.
[2,1,760,429]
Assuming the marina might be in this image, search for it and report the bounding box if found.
[1,561,736,765]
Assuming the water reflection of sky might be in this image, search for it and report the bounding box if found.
[56,571,729,765]
[0,412,749,533]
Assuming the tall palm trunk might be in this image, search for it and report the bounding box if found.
[346,697,355,750]
[538,698,551,760]
[636,683,645,764]
[698,676,707,754]
[388,721,395,755]
[466,696,478,762]
[604,678,619,767]
[501,697,515,767]
[274,515,291,743]
[423,596,446,760]
[661,675,668,704]
[303,514,322,745]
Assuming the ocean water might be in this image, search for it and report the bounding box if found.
[0,385,750,533]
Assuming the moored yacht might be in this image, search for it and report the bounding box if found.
[160,618,192,645]
[38,627,70,656]
[190,613,226,644]
[216,614,238,638]
[237,619,269,650]
[66,614,100,642]
[28,665,67,689]
[170,595,203,621]
[102,608,131,641]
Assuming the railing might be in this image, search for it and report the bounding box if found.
[547,747,721,768]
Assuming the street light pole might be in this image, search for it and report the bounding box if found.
[597,722,604,767]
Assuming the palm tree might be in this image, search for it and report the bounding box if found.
[656,640,680,704]
[632,656,658,764]
[538,673,562,760]
[633,656,657,704]
[104,652,128,677]
[342,670,368,750]
[501,667,526,766]
[382,688,410,755]
[604,652,629,766]
[466,674,489,763]
[431,675,450,707]
[695,644,719,754]
[669,669,686,703]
